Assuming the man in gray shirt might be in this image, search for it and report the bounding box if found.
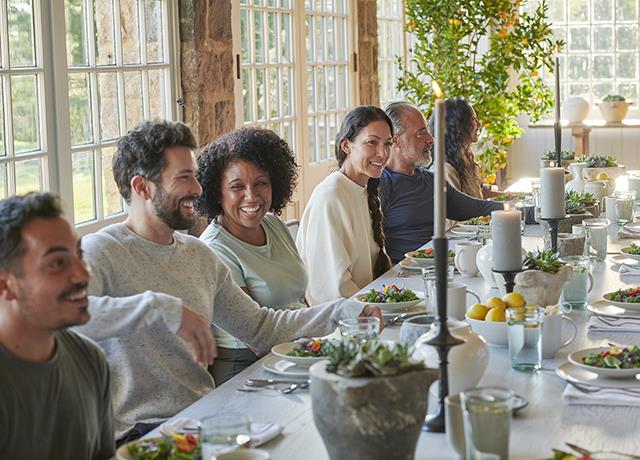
[75,120,381,442]
[0,193,114,459]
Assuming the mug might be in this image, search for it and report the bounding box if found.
[445,394,466,457]
[542,314,577,359]
[448,283,481,320]
[455,241,482,277]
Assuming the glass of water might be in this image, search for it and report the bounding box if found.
[560,256,593,311]
[200,414,251,459]
[582,218,610,261]
[506,306,543,372]
[614,190,636,225]
[339,317,381,345]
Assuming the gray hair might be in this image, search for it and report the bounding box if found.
[383,101,420,136]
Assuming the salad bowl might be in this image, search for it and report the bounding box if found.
[354,287,424,313]
[456,216,491,232]
[602,289,640,312]
[568,346,640,379]
[404,249,454,267]
[271,339,333,367]
[620,246,640,261]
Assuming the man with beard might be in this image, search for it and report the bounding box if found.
[380,102,503,263]
[75,120,381,443]
[0,193,114,459]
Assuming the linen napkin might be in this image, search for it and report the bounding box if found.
[160,418,283,447]
[618,263,640,275]
[617,225,640,239]
[587,315,640,332]
[562,384,640,407]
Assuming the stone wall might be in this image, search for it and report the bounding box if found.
[356,0,380,106]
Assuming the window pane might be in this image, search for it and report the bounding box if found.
[241,9,250,62]
[15,157,42,194]
[267,12,277,64]
[11,74,39,154]
[568,55,589,81]
[120,0,141,64]
[616,0,637,21]
[144,0,164,63]
[242,68,253,122]
[568,0,588,22]
[280,13,291,62]
[254,11,265,64]
[617,83,638,101]
[282,67,291,116]
[593,0,613,21]
[69,73,93,146]
[593,55,613,79]
[72,151,96,223]
[617,53,637,79]
[0,79,4,157]
[548,0,565,22]
[569,27,589,51]
[593,82,614,99]
[8,0,36,67]
[617,26,638,51]
[593,26,613,51]
[256,68,265,120]
[101,146,123,216]
[98,72,119,140]
[124,71,143,131]
[0,164,6,199]
[148,69,166,119]
[94,0,116,65]
[65,0,89,66]
[268,67,278,117]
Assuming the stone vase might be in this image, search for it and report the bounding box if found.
[310,362,438,460]
[514,265,573,307]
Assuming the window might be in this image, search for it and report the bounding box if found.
[376,0,407,106]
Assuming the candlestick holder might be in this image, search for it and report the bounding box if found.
[492,268,524,294]
[423,237,464,433]
[540,216,568,253]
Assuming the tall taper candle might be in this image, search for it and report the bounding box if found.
[554,50,562,166]
[491,210,523,271]
[433,82,446,238]
[540,167,566,219]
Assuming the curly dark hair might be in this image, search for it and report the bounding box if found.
[0,192,63,275]
[195,128,299,220]
[428,97,476,179]
[113,119,197,203]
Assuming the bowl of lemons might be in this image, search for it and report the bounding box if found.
[465,292,527,346]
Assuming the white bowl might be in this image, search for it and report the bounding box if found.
[354,292,424,313]
[568,347,640,379]
[218,448,271,460]
[465,315,508,346]
[602,291,640,312]
[271,341,329,367]
[404,250,454,267]
[620,247,640,261]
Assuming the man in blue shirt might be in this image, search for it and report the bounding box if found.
[380,102,503,263]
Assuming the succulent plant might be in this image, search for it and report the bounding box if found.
[582,155,618,168]
[565,191,597,215]
[602,94,626,102]
[325,341,425,378]
[522,249,566,274]
[542,149,575,161]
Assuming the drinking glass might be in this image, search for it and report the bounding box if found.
[422,266,454,315]
[560,256,593,311]
[627,170,640,199]
[460,387,514,460]
[530,179,541,223]
[582,218,610,261]
[338,317,380,345]
[506,306,543,372]
[614,190,636,225]
[200,414,251,459]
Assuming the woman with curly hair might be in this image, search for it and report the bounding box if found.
[196,127,307,383]
[296,106,393,305]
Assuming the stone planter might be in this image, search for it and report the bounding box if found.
[583,165,625,180]
[310,362,438,460]
[556,233,586,257]
[598,101,631,123]
[540,213,592,247]
[514,265,573,307]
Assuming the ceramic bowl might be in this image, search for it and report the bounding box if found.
[465,315,508,346]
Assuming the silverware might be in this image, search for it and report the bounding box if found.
[281,380,310,394]
[386,311,425,326]
[246,378,308,387]
[566,380,640,395]
[594,316,640,328]
[566,442,640,459]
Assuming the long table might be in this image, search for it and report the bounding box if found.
[147,226,640,458]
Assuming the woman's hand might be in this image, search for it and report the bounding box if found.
[358,305,384,332]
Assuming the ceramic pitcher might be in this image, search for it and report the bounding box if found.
[565,162,587,193]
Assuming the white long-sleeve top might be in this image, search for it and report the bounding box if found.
[296,172,379,305]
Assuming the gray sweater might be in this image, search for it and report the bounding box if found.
[75,223,362,437]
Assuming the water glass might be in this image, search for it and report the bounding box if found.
[531,179,541,223]
[627,170,640,199]
[460,387,514,460]
[561,256,593,311]
[506,306,543,372]
[338,317,380,345]
[422,266,454,314]
[200,414,251,459]
[582,218,610,262]
[614,190,636,225]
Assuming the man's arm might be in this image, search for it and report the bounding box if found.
[446,184,504,221]
[96,355,116,460]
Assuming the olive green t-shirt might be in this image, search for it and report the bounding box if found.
[0,329,114,460]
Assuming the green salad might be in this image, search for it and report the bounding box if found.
[463,215,491,226]
[626,243,640,255]
[610,287,640,303]
[287,338,334,357]
[582,346,640,369]
[361,285,419,303]
[127,434,199,460]
[412,248,454,258]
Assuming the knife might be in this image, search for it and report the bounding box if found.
[245,378,310,387]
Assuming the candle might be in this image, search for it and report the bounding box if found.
[540,167,566,218]
[491,210,522,271]
[432,81,446,238]
[554,46,562,165]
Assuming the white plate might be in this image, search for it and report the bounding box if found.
[556,362,640,389]
[620,247,640,261]
[354,291,424,313]
[587,300,640,317]
[449,228,477,238]
[381,303,428,320]
[602,291,640,312]
[404,251,454,267]
[457,223,490,232]
[568,347,640,379]
[262,355,311,377]
[271,342,329,367]
[398,258,424,271]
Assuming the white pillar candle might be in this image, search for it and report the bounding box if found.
[540,167,566,219]
[432,82,446,238]
[491,210,523,271]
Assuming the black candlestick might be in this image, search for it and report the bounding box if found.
[540,216,567,253]
[554,121,562,167]
[423,237,464,433]
[492,268,524,294]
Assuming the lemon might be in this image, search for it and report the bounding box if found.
[502,292,526,308]
[467,303,489,320]
[596,172,609,181]
[485,296,507,310]
[485,307,506,322]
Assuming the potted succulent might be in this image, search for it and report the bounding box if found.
[598,95,631,124]
[310,341,438,460]
[514,250,573,307]
[540,149,575,169]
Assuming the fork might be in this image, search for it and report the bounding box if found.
[281,380,310,394]
[566,442,640,459]
[594,316,640,328]
[566,380,640,395]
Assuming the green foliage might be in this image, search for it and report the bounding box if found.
[582,155,618,168]
[325,341,425,378]
[523,249,565,273]
[565,191,596,215]
[399,0,560,180]
[602,94,626,102]
[542,149,575,161]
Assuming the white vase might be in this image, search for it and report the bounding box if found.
[476,241,498,288]
[417,320,489,394]
[565,162,587,193]
[562,96,590,123]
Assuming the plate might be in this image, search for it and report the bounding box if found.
[602,291,640,312]
[116,438,191,460]
[381,303,428,321]
[404,250,454,267]
[511,394,528,413]
[456,223,490,232]
[399,258,424,271]
[620,247,640,261]
[271,342,330,367]
[354,291,424,313]
[556,362,640,389]
[262,355,310,377]
[449,228,476,238]
[587,300,640,317]
[568,347,640,379]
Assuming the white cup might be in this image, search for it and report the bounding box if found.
[542,313,577,359]
[445,394,466,457]
[448,283,481,320]
[454,241,482,277]
[603,196,617,223]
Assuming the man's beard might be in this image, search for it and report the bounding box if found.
[152,185,197,230]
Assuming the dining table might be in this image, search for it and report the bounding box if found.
[146,224,640,459]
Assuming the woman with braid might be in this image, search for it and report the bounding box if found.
[297,106,393,305]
